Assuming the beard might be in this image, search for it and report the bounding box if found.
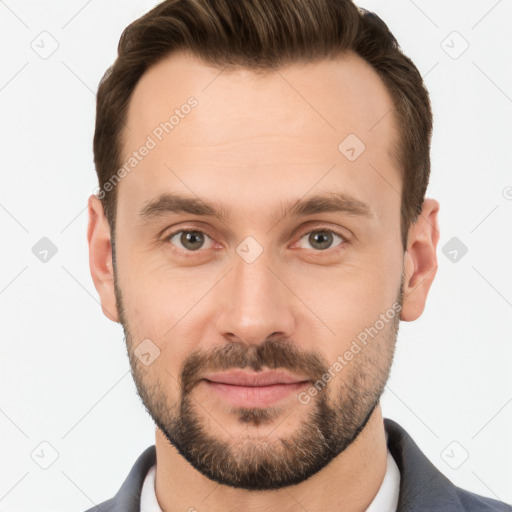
[113,265,403,491]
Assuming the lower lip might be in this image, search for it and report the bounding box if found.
[203,380,310,408]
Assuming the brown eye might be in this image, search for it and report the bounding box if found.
[297,230,345,251]
[167,230,212,251]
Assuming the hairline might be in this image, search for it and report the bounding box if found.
[107,50,409,246]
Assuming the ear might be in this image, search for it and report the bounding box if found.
[87,194,119,323]
[400,198,440,322]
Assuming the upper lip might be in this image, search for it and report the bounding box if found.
[202,370,310,387]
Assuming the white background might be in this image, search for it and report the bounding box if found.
[1,0,511,510]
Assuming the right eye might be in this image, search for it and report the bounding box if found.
[165,229,216,253]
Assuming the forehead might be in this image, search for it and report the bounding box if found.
[118,50,400,226]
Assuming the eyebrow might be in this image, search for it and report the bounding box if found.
[138,191,374,224]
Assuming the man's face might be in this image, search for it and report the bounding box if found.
[110,50,406,490]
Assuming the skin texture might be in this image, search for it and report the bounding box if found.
[88,50,439,511]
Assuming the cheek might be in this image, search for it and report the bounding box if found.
[119,268,212,375]
[302,258,401,351]
[116,240,195,326]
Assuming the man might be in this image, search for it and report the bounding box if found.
[85,0,511,511]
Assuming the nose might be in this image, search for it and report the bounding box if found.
[214,249,296,346]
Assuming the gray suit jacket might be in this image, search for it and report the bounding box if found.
[84,418,511,511]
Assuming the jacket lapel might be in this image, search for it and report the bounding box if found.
[384,418,463,511]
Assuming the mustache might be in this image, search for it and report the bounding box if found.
[180,338,328,394]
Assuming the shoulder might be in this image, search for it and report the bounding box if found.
[454,486,512,511]
[83,498,116,512]
[81,445,156,512]
[383,418,511,512]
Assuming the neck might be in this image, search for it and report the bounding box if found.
[154,405,387,512]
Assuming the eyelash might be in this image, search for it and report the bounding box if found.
[163,225,349,257]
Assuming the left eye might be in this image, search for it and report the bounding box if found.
[296,230,345,251]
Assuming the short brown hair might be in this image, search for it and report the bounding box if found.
[93,0,432,250]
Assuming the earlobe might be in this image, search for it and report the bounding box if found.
[87,194,120,323]
[400,198,440,322]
